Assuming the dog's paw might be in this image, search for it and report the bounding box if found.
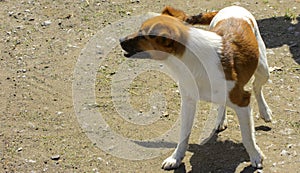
[250,152,265,169]
[260,107,272,123]
[161,157,181,170]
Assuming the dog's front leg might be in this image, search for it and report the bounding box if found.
[162,96,196,170]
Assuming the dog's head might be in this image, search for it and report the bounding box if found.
[120,9,189,60]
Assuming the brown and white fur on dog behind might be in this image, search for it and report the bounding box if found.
[120,5,272,170]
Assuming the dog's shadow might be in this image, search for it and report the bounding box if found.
[173,125,271,173]
[257,16,300,64]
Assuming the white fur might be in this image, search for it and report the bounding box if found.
[161,6,272,170]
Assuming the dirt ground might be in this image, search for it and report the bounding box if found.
[1,0,300,172]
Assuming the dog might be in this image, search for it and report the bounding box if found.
[119,5,272,170]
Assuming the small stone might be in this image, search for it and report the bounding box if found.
[16,25,24,29]
[56,111,63,115]
[232,2,241,5]
[27,159,36,163]
[41,20,52,26]
[130,0,139,3]
[92,168,99,172]
[17,147,23,152]
[8,11,14,16]
[280,149,289,156]
[287,144,293,148]
[51,155,60,160]
[162,111,169,117]
[257,169,263,173]
[266,49,275,55]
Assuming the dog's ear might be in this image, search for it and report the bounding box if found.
[161,6,188,21]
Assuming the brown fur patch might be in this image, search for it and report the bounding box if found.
[161,6,188,21]
[141,15,189,59]
[186,11,218,25]
[121,15,189,60]
[211,18,259,107]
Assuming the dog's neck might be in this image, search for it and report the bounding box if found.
[164,27,222,79]
[162,27,224,100]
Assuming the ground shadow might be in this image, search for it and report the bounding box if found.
[257,16,300,64]
[186,134,249,173]
[172,125,271,173]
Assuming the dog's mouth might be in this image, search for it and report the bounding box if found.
[120,36,151,59]
[123,48,141,58]
[123,50,151,59]
[123,51,135,58]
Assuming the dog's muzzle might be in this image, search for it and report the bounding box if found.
[119,36,150,59]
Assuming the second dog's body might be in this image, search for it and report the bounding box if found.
[120,5,272,170]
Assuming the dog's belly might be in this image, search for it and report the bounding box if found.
[195,73,233,105]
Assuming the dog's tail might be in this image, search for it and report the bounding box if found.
[161,6,189,21]
[185,11,218,25]
[161,6,218,25]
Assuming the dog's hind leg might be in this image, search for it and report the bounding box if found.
[216,105,228,132]
[253,34,272,122]
[235,105,265,168]
[161,96,196,170]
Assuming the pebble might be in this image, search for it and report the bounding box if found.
[16,25,24,29]
[162,111,169,117]
[51,155,60,160]
[97,157,103,161]
[27,159,36,163]
[280,149,289,156]
[56,111,63,115]
[41,20,52,26]
[8,11,14,16]
[257,169,263,173]
[130,0,140,3]
[92,168,99,173]
[232,2,241,5]
[266,49,275,55]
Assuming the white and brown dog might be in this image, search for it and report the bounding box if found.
[120,6,272,170]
